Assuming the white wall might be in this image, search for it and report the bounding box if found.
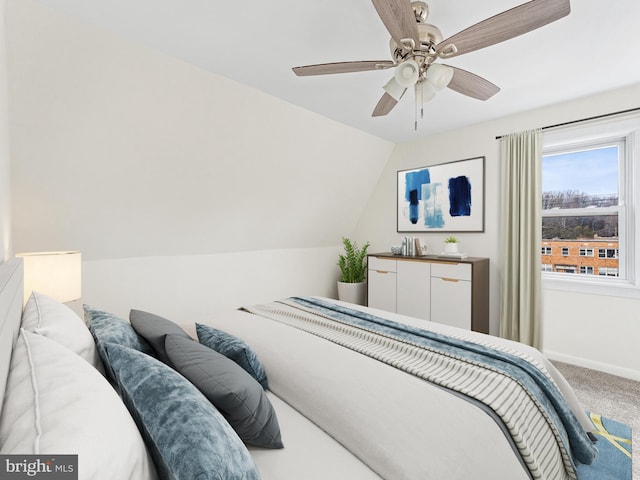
[0,0,11,261]
[6,0,393,316]
[82,248,340,321]
[354,83,640,380]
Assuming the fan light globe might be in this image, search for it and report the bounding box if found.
[394,59,420,88]
[426,64,454,91]
[419,80,436,104]
[383,77,405,101]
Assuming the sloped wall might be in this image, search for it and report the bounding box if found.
[6,0,393,315]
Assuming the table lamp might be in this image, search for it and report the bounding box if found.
[16,251,81,304]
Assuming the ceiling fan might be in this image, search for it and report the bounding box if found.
[292,0,570,125]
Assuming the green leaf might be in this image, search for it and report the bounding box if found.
[337,237,370,283]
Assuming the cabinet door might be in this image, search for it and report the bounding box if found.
[396,260,430,320]
[368,269,397,312]
[430,276,471,330]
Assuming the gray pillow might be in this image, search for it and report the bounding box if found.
[129,309,191,365]
[196,323,269,389]
[106,342,260,480]
[165,334,283,449]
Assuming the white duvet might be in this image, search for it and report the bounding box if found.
[199,298,592,480]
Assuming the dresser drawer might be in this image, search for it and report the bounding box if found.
[430,262,472,281]
[368,256,397,273]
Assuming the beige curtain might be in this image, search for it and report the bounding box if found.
[499,129,542,348]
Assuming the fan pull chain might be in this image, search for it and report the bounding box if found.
[414,84,419,131]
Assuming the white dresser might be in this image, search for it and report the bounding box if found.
[367,253,490,334]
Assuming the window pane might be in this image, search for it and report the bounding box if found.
[542,215,618,239]
[542,146,618,210]
[541,126,633,287]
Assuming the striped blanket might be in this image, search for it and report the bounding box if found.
[243,297,597,480]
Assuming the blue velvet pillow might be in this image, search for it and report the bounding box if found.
[84,305,155,382]
[105,343,261,480]
[165,334,283,449]
[196,323,269,389]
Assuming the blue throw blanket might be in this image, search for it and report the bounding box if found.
[290,297,597,469]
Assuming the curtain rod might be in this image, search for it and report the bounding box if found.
[495,106,640,140]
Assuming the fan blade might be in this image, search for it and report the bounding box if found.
[371,0,421,50]
[292,60,395,76]
[372,92,402,116]
[446,66,500,100]
[436,0,570,59]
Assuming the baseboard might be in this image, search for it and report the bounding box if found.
[544,350,640,382]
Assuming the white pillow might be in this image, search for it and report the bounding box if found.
[21,291,104,372]
[0,329,157,480]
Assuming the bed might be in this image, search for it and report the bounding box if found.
[0,258,631,479]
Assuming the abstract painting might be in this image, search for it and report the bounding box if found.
[397,157,484,232]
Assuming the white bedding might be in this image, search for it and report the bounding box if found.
[337,299,593,433]
[200,306,535,480]
[249,393,382,480]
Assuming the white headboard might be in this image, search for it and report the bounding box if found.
[0,258,24,415]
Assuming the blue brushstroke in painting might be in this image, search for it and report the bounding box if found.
[449,176,472,217]
[405,169,431,224]
[422,182,445,228]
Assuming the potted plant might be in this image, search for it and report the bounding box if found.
[337,237,370,305]
[444,236,459,253]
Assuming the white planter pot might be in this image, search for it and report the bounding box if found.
[337,281,366,306]
[444,243,459,253]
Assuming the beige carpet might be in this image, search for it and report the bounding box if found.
[553,361,638,479]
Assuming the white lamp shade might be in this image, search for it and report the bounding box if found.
[426,63,454,91]
[394,59,420,88]
[418,80,436,104]
[17,251,82,304]
[383,77,406,101]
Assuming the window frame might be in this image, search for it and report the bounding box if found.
[541,113,640,298]
[579,248,594,257]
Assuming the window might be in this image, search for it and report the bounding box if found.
[556,265,577,274]
[542,246,552,255]
[598,248,618,259]
[599,267,619,277]
[541,113,640,296]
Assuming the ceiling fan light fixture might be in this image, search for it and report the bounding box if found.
[394,59,420,88]
[418,80,436,104]
[293,0,572,124]
[383,77,406,101]
[426,63,454,91]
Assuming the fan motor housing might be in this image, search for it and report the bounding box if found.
[389,23,443,65]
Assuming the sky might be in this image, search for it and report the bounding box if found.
[542,145,619,196]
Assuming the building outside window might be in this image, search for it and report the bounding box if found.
[542,142,621,278]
